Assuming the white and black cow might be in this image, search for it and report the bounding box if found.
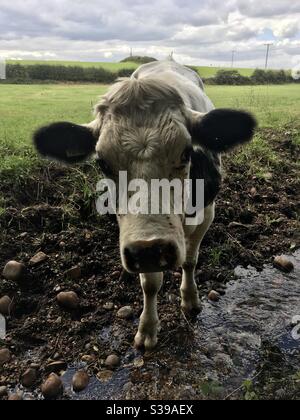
[34,60,257,350]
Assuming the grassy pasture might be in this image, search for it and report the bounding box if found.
[0,83,299,180]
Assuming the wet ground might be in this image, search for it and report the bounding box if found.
[0,127,299,400]
[9,252,299,401]
[55,251,299,401]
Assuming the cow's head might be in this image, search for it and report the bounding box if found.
[34,79,256,273]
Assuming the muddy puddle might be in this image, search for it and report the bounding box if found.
[53,251,299,400]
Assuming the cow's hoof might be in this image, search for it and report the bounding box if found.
[134,332,158,351]
[181,300,202,315]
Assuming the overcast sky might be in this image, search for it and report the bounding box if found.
[0,0,299,69]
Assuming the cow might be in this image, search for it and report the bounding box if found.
[34,60,257,350]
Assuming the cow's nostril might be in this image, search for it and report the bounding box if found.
[123,240,178,273]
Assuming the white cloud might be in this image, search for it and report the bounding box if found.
[0,0,299,68]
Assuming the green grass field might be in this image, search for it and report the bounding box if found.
[7,59,255,78]
[0,83,299,176]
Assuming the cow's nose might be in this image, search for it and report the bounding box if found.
[124,240,178,273]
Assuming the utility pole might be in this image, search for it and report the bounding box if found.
[231,50,236,68]
[264,43,273,69]
[130,47,133,58]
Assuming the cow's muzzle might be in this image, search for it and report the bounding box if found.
[123,239,178,273]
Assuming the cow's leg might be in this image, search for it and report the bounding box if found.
[135,272,163,350]
[181,203,215,313]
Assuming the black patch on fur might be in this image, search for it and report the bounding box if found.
[33,122,96,164]
[191,109,257,153]
[190,148,222,209]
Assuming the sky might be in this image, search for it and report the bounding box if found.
[0,0,299,69]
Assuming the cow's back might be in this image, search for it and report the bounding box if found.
[132,60,214,113]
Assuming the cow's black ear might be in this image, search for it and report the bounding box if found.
[33,122,97,164]
[190,109,257,153]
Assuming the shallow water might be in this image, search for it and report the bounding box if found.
[62,251,300,400]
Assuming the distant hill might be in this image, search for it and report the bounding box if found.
[120,56,157,65]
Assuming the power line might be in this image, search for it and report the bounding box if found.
[264,43,273,69]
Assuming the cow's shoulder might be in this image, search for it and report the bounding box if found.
[190,147,222,208]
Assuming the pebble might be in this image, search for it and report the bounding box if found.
[0,348,11,366]
[64,266,81,280]
[117,306,133,320]
[72,371,90,392]
[105,354,120,369]
[81,355,95,363]
[2,261,25,282]
[8,393,23,401]
[57,291,79,310]
[208,290,221,302]
[21,368,37,388]
[250,187,257,196]
[0,296,13,315]
[274,256,294,273]
[97,370,113,383]
[41,373,63,399]
[0,386,8,397]
[29,252,48,266]
[103,302,114,311]
[45,361,67,374]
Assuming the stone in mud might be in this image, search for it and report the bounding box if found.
[0,348,11,366]
[45,361,67,374]
[72,371,90,392]
[21,368,37,388]
[57,291,79,310]
[103,302,114,311]
[273,256,294,273]
[117,306,133,320]
[97,370,113,383]
[81,355,95,363]
[2,261,25,282]
[41,373,63,399]
[29,252,48,266]
[208,290,220,302]
[64,266,81,280]
[0,295,13,315]
[0,386,8,397]
[8,393,23,401]
[105,354,120,369]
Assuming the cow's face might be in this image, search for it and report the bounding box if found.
[95,105,192,273]
[34,79,256,273]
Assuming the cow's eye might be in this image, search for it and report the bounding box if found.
[96,158,113,176]
[181,145,193,164]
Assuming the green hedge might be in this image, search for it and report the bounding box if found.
[4,64,120,83]
[208,69,296,85]
[1,64,297,85]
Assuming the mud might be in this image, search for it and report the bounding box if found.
[0,127,299,400]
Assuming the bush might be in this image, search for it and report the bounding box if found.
[251,69,293,84]
[5,64,116,84]
[117,68,135,78]
[6,64,29,82]
[214,69,251,85]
